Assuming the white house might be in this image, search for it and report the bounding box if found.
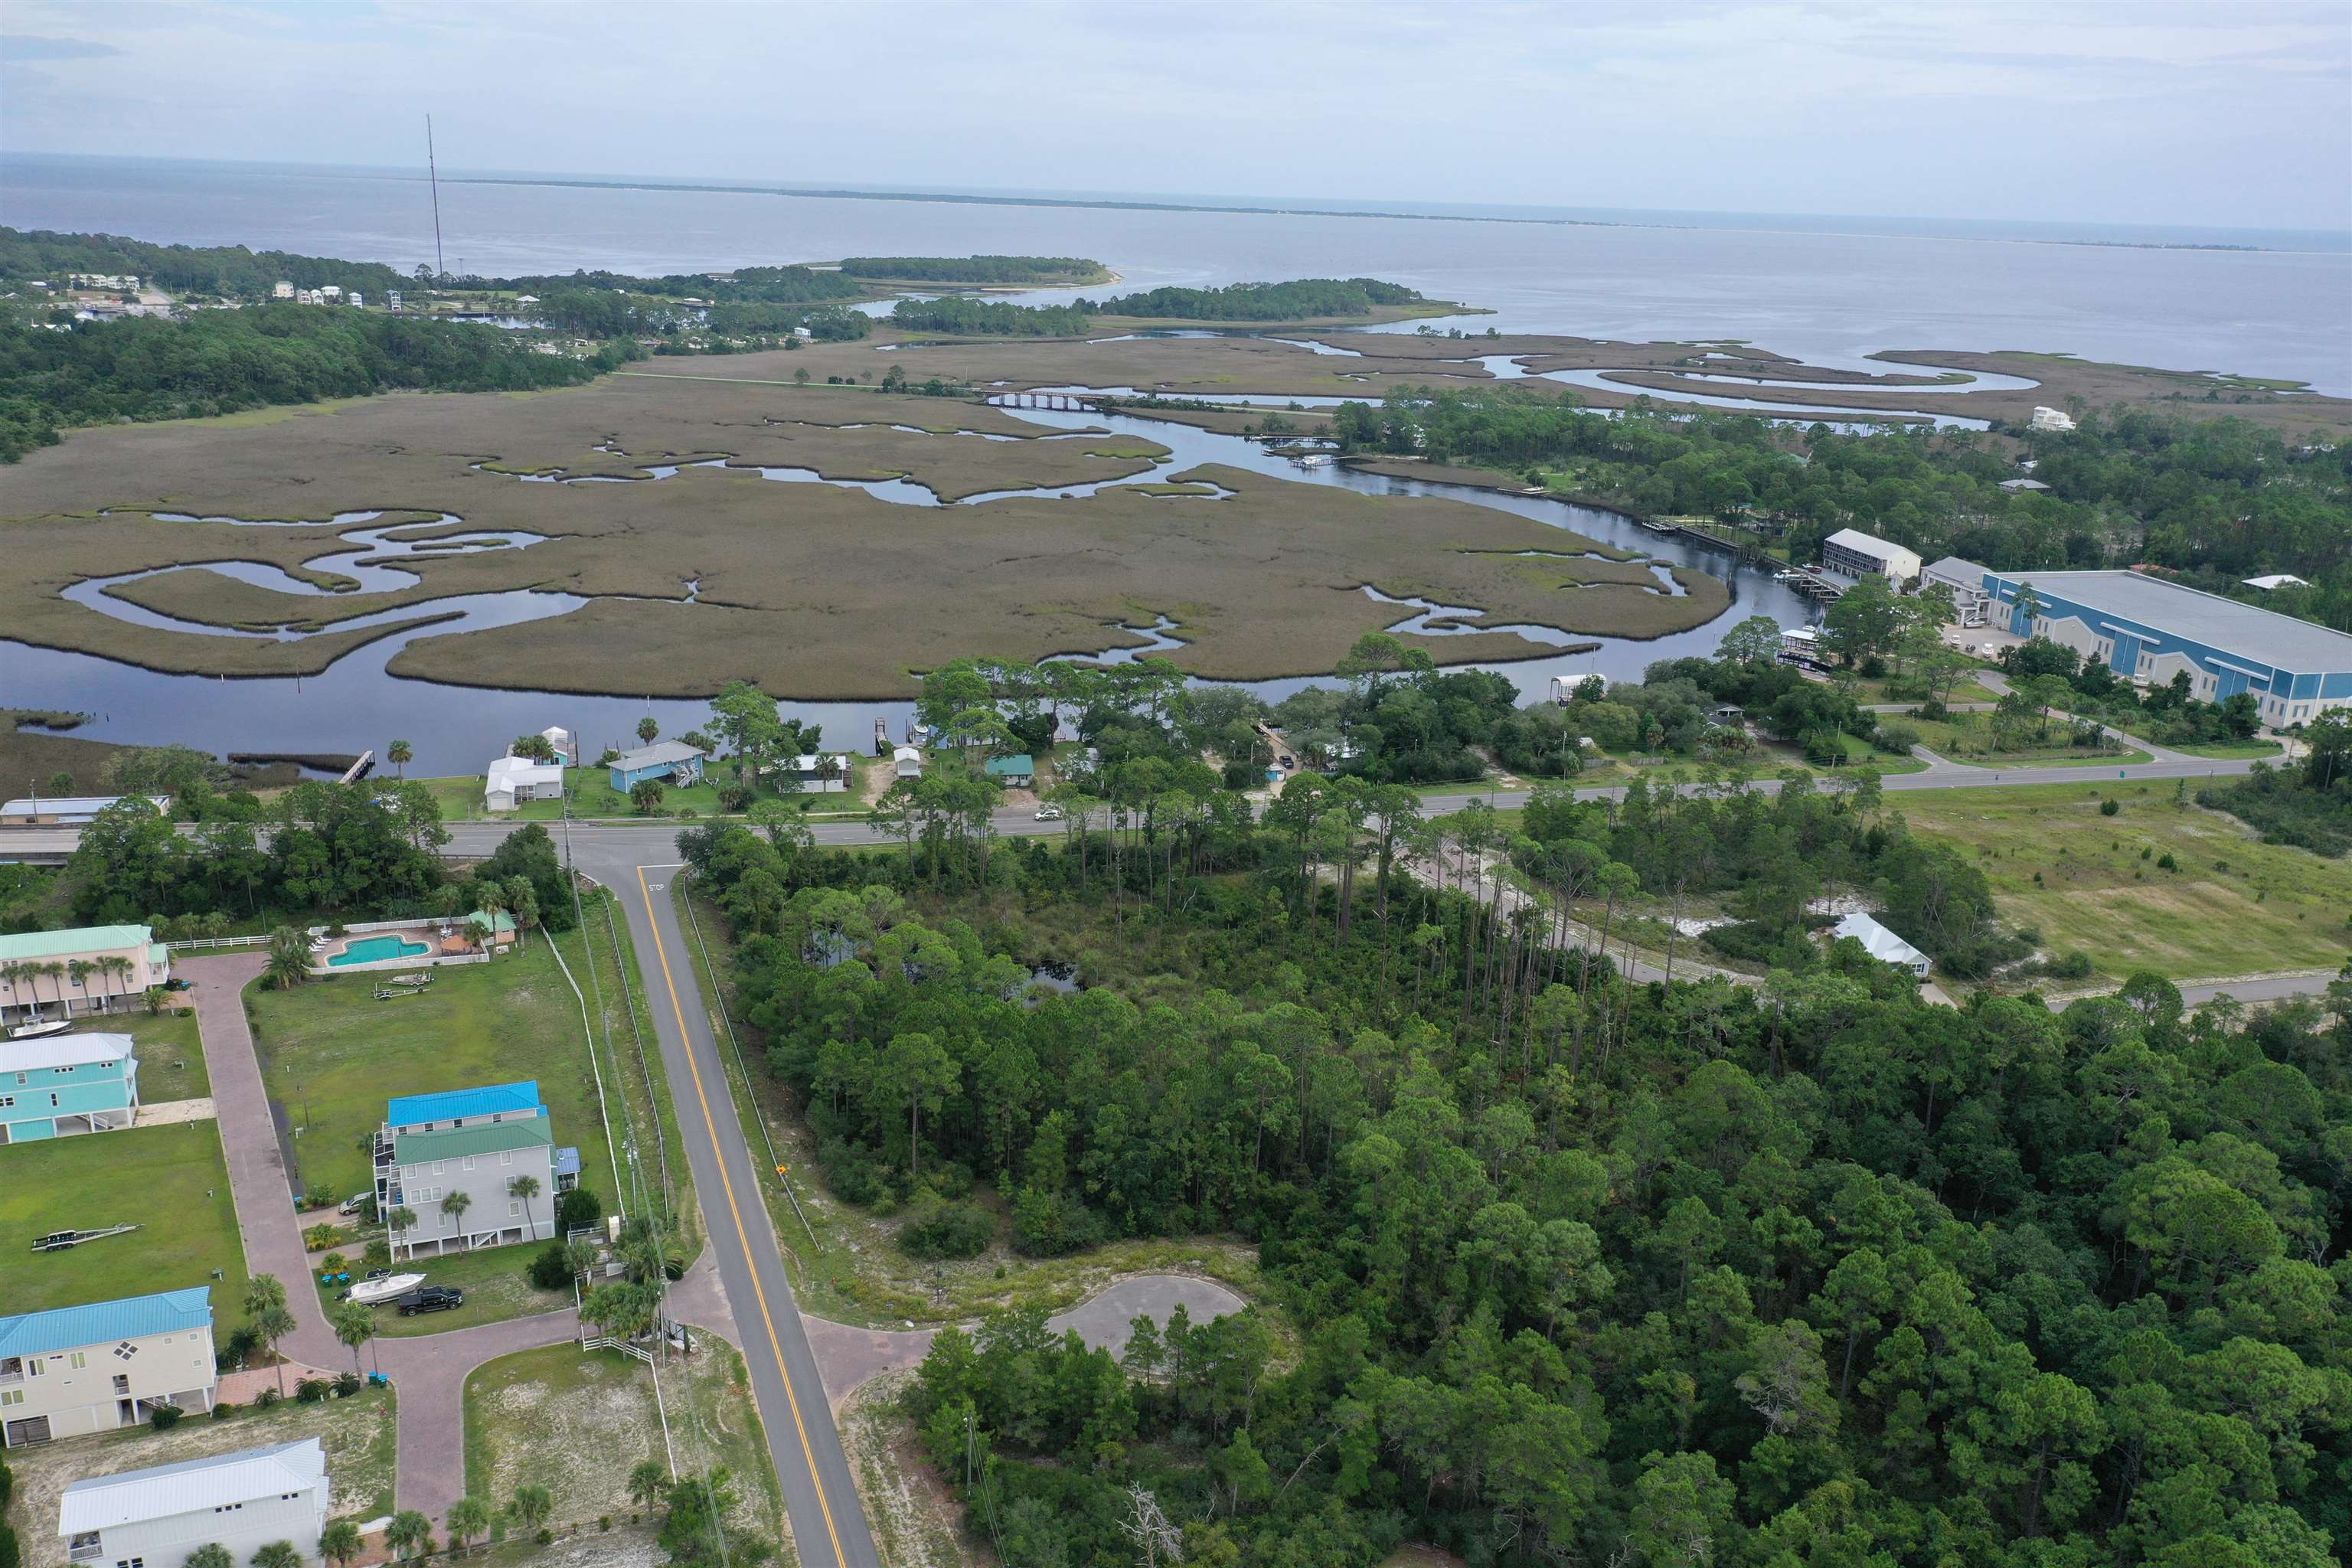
[1830,913,1931,978]
[271,282,294,299]
[2029,406,2077,433]
[537,725,577,766]
[348,292,364,308]
[320,286,341,301]
[893,746,924,779]
[60,1437,328,1567]
[1,1288,216,1448]
[484,756,566,813]
[2244,574,2309,592]
[1777,626,1824,666]
[783,754,854,793]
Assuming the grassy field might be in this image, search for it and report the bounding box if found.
[1900,712,2150,769]
[2,1387,397,1563]
[127,1006,208,1101]
[2168,739,2285,760]
[1892,781,2352,981]
[368,1240,573,1338]
[2,1121,246,1316]
[672,881,1260,1328]
[462,1339,782,1544]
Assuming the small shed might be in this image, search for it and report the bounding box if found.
[893,746,923,779]
[1830,913,1930,978]
[609,741,706,792]
[985,753,1036,789]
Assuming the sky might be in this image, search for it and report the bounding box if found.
[4,0,2348,233]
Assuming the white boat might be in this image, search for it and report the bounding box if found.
[346,1272,425,1305]
[1293,453,1332,467]
[8,1019,70,1040]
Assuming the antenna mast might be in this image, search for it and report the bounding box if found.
[426,114,446,279]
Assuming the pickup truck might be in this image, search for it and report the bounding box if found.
[394,1285,466,1317]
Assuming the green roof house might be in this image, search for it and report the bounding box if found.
[984,753,1035,788]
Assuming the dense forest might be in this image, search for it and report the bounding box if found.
[679,664,2352,1566]
[1330,387,2352,632]
[0,227,414,299]
[890,277,1431,335]
[839,254,1106,283]
[0,304,625,460]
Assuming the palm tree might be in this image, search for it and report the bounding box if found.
[319,1519,363,1566]
[463,916,492,955]
[184,1547,234,1568]
[626,1459,668,1514]
[264,926,311,991]
[332,1300,377,1376]
[474,883,507,952]
[505,877,539,953]
[510,1173,542,1239]
[385,1510,434,1560]
[67,958,93,1016]
[387,738,413,779]
[638,716,660,745]
[507,1485,553,1539]
[244,1273,294,1397]
[0,961,25,1021]
[445,1496,492,1556]
[250,1542,302,1568]
[385,1205,418,1262]
[98,953,132,1012]
[442,1188,472,1248]
[42,961,67,1014]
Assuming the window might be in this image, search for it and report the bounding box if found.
[509,1201,521,1217]
[70,1351,86,1370]
[1,1390,22,1407]
[113,1374,129,1393]
[27,1358,42,1378]
[463,1156,475,1171]
[0,1096,14,1108]
[433,1160,446,1175]
[51,1093,60,1107]
[500,1151,513,1165]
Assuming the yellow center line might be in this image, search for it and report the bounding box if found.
[637,866,848,1567]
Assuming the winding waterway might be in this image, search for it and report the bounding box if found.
[7,403,1818,773]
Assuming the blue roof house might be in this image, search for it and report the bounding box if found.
[373,1081,578,1253]
[1,1031,139,1145]
[609,741,707,792]
[1,1287,217,1446]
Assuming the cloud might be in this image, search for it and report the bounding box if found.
[1,34,122,59]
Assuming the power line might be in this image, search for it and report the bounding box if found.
[425,114,446,279]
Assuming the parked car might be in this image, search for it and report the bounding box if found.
[394,1285,465,1316]
[337,1193,371,1217]
[1034,805,1064,821]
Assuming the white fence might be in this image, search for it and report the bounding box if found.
[580,1334,656,1367]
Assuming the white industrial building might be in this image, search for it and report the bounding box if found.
[1919,557,1994,627]
[60,1437,329,1567]
[1831,913,1931,978]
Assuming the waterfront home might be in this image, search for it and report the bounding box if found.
[0,1288,217,1448]
[2,1031,139,1145]
[984,753,1037,789]
[1819,528,1922,589]
[2029,406,2077,433]
[374,1081,574,1259]
[782,753,854,793]
[0,795,171,826]
[60,1437,328,1566]
[537,725,577,765]
[1830,913,1932,978]
[483,756,566,813]
[608,740,707,792]
[0,925,169,1025]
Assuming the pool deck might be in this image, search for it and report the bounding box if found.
[316,926,459,974]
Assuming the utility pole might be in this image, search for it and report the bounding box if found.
[426,115,446,280]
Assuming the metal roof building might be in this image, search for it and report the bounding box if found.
[1981,568,2352,724]
[1831,913,1932,978]
[0,1287,213,1362]
[60,1438,326,1533]
[385,1079,542,1132]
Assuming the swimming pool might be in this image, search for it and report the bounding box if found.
[328,934,432,967]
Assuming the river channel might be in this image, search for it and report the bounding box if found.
[4,404,1821,775]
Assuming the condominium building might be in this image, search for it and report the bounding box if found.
[0,1288,216,1449]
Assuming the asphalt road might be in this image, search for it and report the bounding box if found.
[563,829,880,1568]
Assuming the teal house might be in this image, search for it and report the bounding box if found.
[609,741,707,792]
[985,753,1036,788]
[1,1031,139,1145]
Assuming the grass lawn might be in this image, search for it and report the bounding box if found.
[127,1006,208,1101]
[462,1339,780,1543]
[419,760,880,823]
[673,882,1260,1329]
[2,1386,397,1558]
[1900,713,2149,769]
[1,1122,247,1316]
[2169,739,2285,760]
[1894,781,2352,982]
[244,937,619,1210]
[368,1240,573,1338]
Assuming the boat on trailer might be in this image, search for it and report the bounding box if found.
[346,1272,426,1305]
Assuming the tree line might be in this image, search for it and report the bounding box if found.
[890,277,1431,335]
[1329,386,2352,633]
[839,254,1105,283]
